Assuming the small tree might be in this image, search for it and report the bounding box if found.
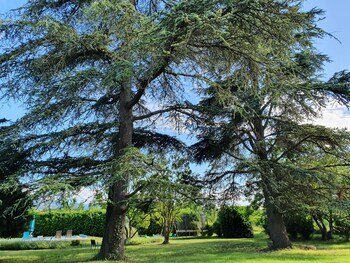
[177,208,200,236]
[157,200,181,244]
[149,157,199,244]
[125,207,150,239]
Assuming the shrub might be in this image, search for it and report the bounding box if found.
[201,224,214,237]
[213,221,222,237]
[335,218,350,241]
[138,218,162,236]
[70,240,81,246]
[285,214,314,240]
[0,236,163,250]
[214,206,253,238]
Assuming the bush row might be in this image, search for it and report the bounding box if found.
[31,209,202,238]
[30,209,105,237]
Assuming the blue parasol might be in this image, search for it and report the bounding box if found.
[29,215,35,235]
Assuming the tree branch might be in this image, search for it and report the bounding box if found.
[133,105,187,121]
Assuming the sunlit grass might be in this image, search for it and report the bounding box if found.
[0,232,349,262]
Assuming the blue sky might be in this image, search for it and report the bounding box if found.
[0,0,26,11]
[304,0,350,79]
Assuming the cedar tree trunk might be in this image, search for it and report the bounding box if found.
[265,196,291,249]
[99,83,133,260]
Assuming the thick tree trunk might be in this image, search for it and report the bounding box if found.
[265,199,291,249]
[99,181,128,260]
[253,116,291,250]
[98,83,133,260]
[163,220,170,245]
[261,181,291,249]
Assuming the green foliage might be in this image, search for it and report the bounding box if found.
[0,186,31,238]
[214,206,253,238]
[257,212,314,240]
[0,138,32,238]
[137,218,163,236]
[213,221,222,237]
[0,0,333,204]
[30,210,105,237]
[176,212,199,237]
[335,217,350,241]
[179,212,198,231]
[285,214,314,240]
[190,10,350,247]
[70,240,81,247]
[249,209,265,227]
[139,156,199,243]
[1,0,340,254]
[126,207,151,238]
[256,213,268,235]
[292,154,350,240]
[203,207,219,227]
[235,206,255,222]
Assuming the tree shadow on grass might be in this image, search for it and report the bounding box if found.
[1,237,349,263]
[127,238,350,263]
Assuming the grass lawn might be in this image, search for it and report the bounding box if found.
[1,233,350,262]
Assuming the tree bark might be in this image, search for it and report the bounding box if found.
[98,83,133,260]
[253,116,291,250]
[313,214,327,240]
[261,178,291,249]
[327,211,334,240]
[163,219,170,245]
[265,196,291,249]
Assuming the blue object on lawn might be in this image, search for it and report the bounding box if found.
[29,215,35,233]
[22,231,31,240]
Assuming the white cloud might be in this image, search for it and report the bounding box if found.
[75,188,95,205]
[312,103,350,130]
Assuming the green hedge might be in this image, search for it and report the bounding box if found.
[30,209,105,237]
